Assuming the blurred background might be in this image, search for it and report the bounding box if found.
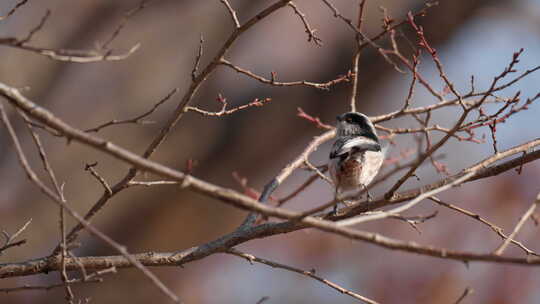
[1,0,540,303]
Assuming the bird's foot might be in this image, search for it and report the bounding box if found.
[331,200,353,216]
[366,191,373,202]
[362,185,373,202]
[342,199,354,207]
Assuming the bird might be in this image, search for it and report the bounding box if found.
[328,112,384,213]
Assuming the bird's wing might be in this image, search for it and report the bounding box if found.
[329,136,381,159]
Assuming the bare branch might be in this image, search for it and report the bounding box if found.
[101,0,152,50]
[408,12,466,108]
[18,9,50,45]
[1,218,31,254]
[85,163,113,196]
[338,171,475,226]
[128,180,178,187]
[493,192,540,255]
[239,130,335,228]
[0,103,181,303]
[256,296,270,304]
[185,95,271,117]
[0,0,29,20]
[0,7,140,63]
[2,2,540,302]
[0,240,26,254]
[348,0,367,112]
[84,88,178,133]
[321,0,398,69]
[3,75,540,270]
[304,160,332,185]
[384,49,531,199]
[454,287,474,304]
[297,107,333,129]
[191,34,204,81]
[0,40,141,63]
[277,173,320,206]
[288,2,322,46]
[344,137,540,218]
[0,267,116,294]
[430,197,538,256]
[220,0,240,29]
[56,0,294,250]
[227,248,379,304]
[3,219,32,245]
[18,110,75,301]
[220,58,351,90]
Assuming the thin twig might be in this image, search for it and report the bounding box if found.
[227,248,379,304]
[384,49,528,199]
[191,34,204,81]
[101,0,152,50]
[128,180,178,187]
[493,192,540,255]
[256,296,270,304]
[85,88,178,133]
[288,2,322,46]
[1,6,140,63]
[304,160,332,185]
[185,96,271,117]
[454,287,474,304]
[338,171,475,226]
[297,107,333,129]
[2,219,32,245]
[239,130,335,228]
[1,218,31,254]
[220,0,240,28]
[0,267,117,293]
[220,58,351,90]
[429,197,538,256]
[17,9,50,45]
[348,0,367,112]
[85,163,113,196]
[18,109,75,301]
[0,240,26,254]
[0,0,29,20]
[277,173,320,206]
[0,40,141,63]
[58,184,75,303]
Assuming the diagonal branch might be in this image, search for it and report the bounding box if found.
[430,196,538,256]
[493,192,540,255]
[226,248,379,304]
[0,0,29,20]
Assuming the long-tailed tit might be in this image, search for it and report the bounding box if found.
[329,112,384,213]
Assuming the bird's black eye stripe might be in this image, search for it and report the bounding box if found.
[342,113,369,127]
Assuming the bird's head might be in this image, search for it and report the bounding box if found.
[336,112,378,142]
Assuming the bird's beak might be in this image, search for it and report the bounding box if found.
[336,115,342,122]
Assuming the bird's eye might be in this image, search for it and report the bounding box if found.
[346,117,353,123]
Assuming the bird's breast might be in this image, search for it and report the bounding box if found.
[335,157,363,191]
